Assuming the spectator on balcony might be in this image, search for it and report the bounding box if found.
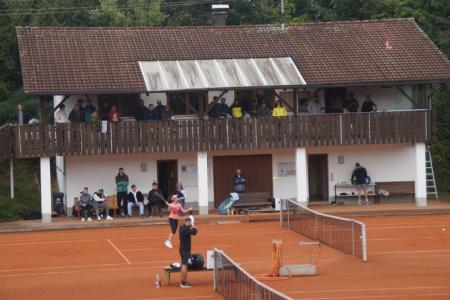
[234,169,246,193]
[161,106,173,120]
[218,98,230,117]
[230,100,243,119]
[146,104,158,121]
[307,95,322,114]
[13,104,30,125]
[148,182,165,218]
[155,100,166,120]
[68,103,84,123]
[115,168,129,216]
[55,104,68,123]
[361,95,377,113]
[208,96,221,118]
[108,106,121,122]
[100,102,110,121]
[127,185,145,218]
[346,93,359,113]
[91,111,99,123]
[272,100,288,117]
[257,102,271,117]
[83,98,97,122]
[135,99,149,121]
[249,98,259,117]
[93,189,113,221]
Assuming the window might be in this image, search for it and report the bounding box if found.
[167,92,207,115]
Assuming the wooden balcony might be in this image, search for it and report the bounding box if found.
[0,110,435,160]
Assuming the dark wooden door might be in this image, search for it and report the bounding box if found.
[157,160,178,199]
[325,88,346,113]
[213,155,273,207]
[308,154,329,202]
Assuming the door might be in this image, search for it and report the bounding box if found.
[308,154,329,202]
[325,88,347,113]
[213,155,273,207]
[157,160,178,200]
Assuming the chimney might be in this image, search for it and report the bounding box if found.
[212,4,229,26]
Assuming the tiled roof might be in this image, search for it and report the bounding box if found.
[16,19,450,94]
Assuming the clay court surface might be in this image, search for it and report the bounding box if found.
[0,214,449,300]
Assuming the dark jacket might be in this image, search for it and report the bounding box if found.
[127,191,144,203]
[115,174,129,193]
[160,110,173,120]
[234,175,246,193]
[218,103,229,117]
[351,167,368,185]
[148,188,165,206]
[79,192,92,207]
[13,111,30,124]
[83,104,97,122]
[179,224,197,252]
[135,106,149,121]
[68,110,84,123]
[361,101,375,113]
[346,98,359,112]
[155,104,165,120]
[146,110,159,121]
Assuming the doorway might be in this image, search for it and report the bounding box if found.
[308,154,329,202]
[213,155,273,207]
[325,88,347,113]
[157,160,178,200]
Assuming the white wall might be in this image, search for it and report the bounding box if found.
[308,144,417,200]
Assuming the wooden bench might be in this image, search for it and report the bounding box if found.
[73,195,119,217]
[163,266,211,285]
[246,208,278,222]
[375,181,415,203]
[231,192,272,214]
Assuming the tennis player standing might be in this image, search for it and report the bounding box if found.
[165,195,191,248]
[179,217,197,288]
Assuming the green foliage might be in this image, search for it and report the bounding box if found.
[0,160,41,222]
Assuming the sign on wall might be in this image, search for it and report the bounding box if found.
[278,162,296,177]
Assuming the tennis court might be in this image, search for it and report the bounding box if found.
[0,214,449,300]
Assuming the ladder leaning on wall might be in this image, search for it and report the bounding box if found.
[426,145,438,200]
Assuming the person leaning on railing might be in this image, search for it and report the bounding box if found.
[272,100,288,117]
[229,99,243,118]
[257,102,272,117]
[12,104,30,125]
[55,104,69,123]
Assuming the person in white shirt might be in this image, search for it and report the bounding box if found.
[307,95,322,114]
[55,104,69,123]
[127,185,145,217]
[93,189,113,221]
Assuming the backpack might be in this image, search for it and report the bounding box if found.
[188,253,204,269]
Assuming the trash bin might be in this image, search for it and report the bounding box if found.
[52,192,65,216]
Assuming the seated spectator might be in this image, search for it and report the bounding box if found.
[307,95,321,114]
[218,98,229,117]
[92,189,113,221]
[148,182,165,218]
[127,184,145,217]
[135,99,149,121]
[249,99,259,117]
[79,187,93,222]
[272,100,288,117]
[13,104,30,125]
[55,104,68,123]
[346,93,359,113]
[361,95,377,112]
[146,104,158,120]
[83,98,97,122]
[155,100,165,120]
[161,106,173,120]
[230,100,243,119]
[257,102,271,117]
[68,103,84,123]
[108,106,121,122]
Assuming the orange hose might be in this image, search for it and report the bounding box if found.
[256,238,283,278]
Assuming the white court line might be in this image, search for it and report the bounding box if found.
[371,249,450,255]
[368,236,449,242]
[137,296,214,300]
[367,224,450,230]
[288,286,450,295]
[107,239,131,264]
[297,295,407,300]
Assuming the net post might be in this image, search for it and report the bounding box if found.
[279,198,283,227]
[287,199,290,229]
[361,223,368,262]
[213,249,218,291]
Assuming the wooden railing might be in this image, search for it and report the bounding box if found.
[0,124,12,160]
[2,110,433,159]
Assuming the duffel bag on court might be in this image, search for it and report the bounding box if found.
[188,253,204,269]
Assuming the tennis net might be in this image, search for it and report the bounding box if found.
[280,199,367,261]
[213,248,293,300]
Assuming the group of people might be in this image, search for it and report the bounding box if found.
[135,99,173,121]
[208,97,288,119]
[55,98,122,123]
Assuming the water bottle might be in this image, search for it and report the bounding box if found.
[155,274,161,288]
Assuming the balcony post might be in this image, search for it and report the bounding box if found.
[40,157,52,223]
[197,151,209,215]
[414,143,427,207]
[10,159,14,199]
[295,147,308,204]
